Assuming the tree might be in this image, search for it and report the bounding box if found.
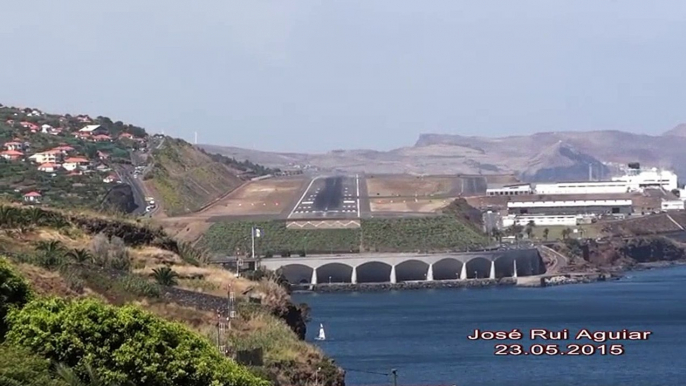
[5,298,268,386]
[542,228,550,241]
[0,259,33,339]
[151,266,178,286]
[561,227,572,240]
[525,220,535,240]
[490,227,502,244]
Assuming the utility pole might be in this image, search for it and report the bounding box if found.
[391,369,398,386]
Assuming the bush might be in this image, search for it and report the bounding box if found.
[91,233,131,271]
[0,344,66,386]
[5,298,269,386]
[0,259,33,339]
[119,275,160,298]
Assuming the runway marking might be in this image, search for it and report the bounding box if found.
[356,174,361,218]
[343,200,355,204]
[289,177,319,218]
[301,201,314,205]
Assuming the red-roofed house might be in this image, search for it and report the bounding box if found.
[91,134,112,142]
[0,150,23,161]
[67,171,82,177]
[119,132,134,140]
[20,121,40,132]
[62,156,90,171]
[3,141,24,151]
[79,124,107,135]
[23,191,41,203]
[38,162,60,173]
[52,145,74,154]
[97,151,109,160]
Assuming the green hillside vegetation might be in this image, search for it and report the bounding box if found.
[0,204,344,386]
[203,200,489,254]
[148,138,279,216]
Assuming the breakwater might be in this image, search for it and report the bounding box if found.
[291,277,516,292]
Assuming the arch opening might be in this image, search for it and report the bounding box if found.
[356,261,393,283]
[395,259,430,282]
[465,257,492,279]
[280,264,314,284]
[316,263,353,284]
[433,258,464,280]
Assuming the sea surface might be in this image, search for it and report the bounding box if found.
[293,266,686,386]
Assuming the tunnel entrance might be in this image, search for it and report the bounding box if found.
[281,264,314,284]
[465,257,491,279]
[433,258,463,280]
[317,263,353,283]
[395,260,430,282]
[356,261,392,283]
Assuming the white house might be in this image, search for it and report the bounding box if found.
[28,150,61,164]
[78,124,107,135]
[62,156,90,171]
[502,214,580,227]
[23,191,41,203]
[103,174,120,183]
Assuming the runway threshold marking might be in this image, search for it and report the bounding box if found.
[288,177,319,219]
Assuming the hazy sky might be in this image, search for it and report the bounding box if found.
[2,0,686,152]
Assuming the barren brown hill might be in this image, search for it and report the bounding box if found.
[201,125,686,180]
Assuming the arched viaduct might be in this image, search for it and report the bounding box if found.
[260,249,544,285]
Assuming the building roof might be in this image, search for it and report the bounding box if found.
[24,191,41,197]
[1,150,23,156]
[64,157,90,163]
[509,193,636,202]
[79,124,102,132]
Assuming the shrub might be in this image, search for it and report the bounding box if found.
[0,259,33,339]
[119,275,160,298]
[0,344,66,386]
[33,240,66,270]
[151,266,178,287]
[5,298,269,386]
[91,234,131,271]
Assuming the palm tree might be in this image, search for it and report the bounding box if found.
[151,266,178,286]
[542,228,550,241]
[26,207,47,226]
[66,248,93,264]
[0,206,20,229]
[55,361,132,386]
[34,240,65,269]
[490,227,502,245]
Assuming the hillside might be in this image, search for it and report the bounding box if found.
[200,124,686,180]
[519,141,609,182]
[0,105,147,213]
[0,103,277,219]
[0,203,344,386]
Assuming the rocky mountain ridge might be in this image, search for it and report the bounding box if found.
[201,124,686,181]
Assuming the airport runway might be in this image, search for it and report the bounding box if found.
[289,175,362,219]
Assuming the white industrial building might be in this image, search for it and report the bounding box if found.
[502,214,580,228]
[533,181,631,195]
[508,199,633,216]
[486,184,533,196]
[612,167,677,192]
[661,198,684,211]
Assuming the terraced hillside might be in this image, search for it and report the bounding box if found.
[203,199,489,254]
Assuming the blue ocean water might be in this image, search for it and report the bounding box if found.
[294,266,686,386]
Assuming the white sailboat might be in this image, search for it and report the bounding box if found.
[315,323,326,341]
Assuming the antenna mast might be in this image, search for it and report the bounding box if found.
[194,131,198,144]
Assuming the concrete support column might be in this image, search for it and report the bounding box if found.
[513,260,518,279]
[489,260,496,280]
[351,266,357,284]
[426,264,434,282]
[390,265,397,284]
[311,268,318,285]
[460,263,467,280]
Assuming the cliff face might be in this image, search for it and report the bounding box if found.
[573,236,686,268]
